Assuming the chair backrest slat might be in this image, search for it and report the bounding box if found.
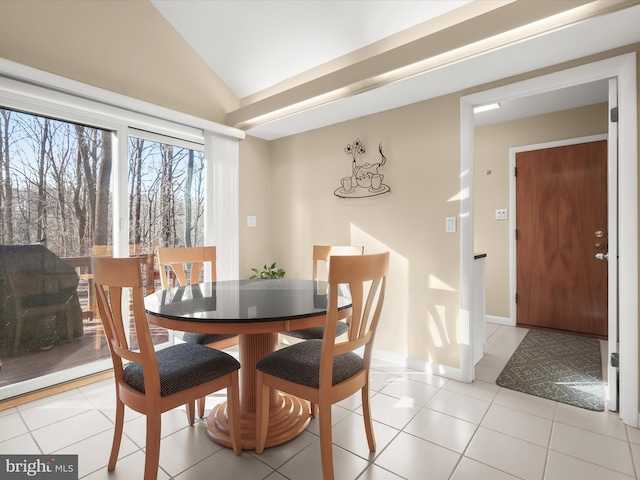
[157,246,216,289]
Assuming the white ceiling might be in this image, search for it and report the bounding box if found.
[151,0,473,98]
[151,1,640,140]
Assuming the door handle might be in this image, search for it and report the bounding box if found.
[595,253,608,261]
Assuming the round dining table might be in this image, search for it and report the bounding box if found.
[144,278,351,450]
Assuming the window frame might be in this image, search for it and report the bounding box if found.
[0,58,242,272]
[0,59,243,398]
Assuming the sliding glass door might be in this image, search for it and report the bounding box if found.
[0,110,207,399]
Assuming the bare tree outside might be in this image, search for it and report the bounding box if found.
[185,149,194,247]
[1,109,205,258]
[129,137,144,246]
[1,110,14,244]
[74,125,98,248]
[95,130,112,247]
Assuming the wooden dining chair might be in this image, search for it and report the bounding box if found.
[92,257,242,480]
[157,246,239,417]
[281,245,364,341]
[255,252,389,480]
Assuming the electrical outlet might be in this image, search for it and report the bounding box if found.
[495,209,508,220]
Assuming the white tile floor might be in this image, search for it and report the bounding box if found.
[1,324,639,479]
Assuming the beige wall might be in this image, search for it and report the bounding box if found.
[239,136,273,278]
[475,103,609,318]
[269,95,463,367]
[0,0,237,123]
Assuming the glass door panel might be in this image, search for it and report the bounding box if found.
[127,133,205,348]
[0,108,113,398]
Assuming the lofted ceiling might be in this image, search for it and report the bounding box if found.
[150,0,474,99]
[151,1,640,140]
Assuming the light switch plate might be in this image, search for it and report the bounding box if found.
[446,216,456,233]
[247,215,257,227]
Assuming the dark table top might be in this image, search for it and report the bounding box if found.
[144,278,351,325]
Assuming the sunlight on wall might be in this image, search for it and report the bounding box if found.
[426,305,451,349]
[350,223,409,355]
[350,222,463,374]
[427,274,456,292]
[448,187,469,203]
[425,277,455,350]
[420,272,462,371]
[448,168,472,203]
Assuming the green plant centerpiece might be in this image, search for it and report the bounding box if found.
[249,262,285,279]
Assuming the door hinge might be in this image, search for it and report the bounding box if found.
[611,107,619,123]
[514,166,517,177]
[515,229,519,240]
[611,352,619,368]
[515,293,519,304]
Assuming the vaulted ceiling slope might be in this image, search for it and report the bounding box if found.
[152,0,640,140]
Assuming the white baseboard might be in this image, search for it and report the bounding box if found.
[371,348,466,382]
[486,315,514,326]
[369,316,516,383]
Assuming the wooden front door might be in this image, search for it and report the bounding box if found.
[515,140,608,337]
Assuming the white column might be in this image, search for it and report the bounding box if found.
[459,98,474,382]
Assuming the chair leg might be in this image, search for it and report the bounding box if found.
[108,397,125,471]
[255,371,270,454]
[310,402,318,417]
[227,372,242,456]
[361,384,376,451]
[318,400,335,480]
[197,396,205,418]
[185,400,196,425]
[144,412,161,480]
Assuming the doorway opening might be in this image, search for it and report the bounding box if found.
[460,53,638,426]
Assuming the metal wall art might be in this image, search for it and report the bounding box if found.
[334,138,390,198]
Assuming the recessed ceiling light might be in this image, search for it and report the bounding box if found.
[473,103,501,113]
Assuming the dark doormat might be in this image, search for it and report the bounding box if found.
[496,329,605,411]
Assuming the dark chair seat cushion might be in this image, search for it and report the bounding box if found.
[256,339,362,388]
[283,320,348,340]
[178,332,237,345]
[123,343,240,397]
